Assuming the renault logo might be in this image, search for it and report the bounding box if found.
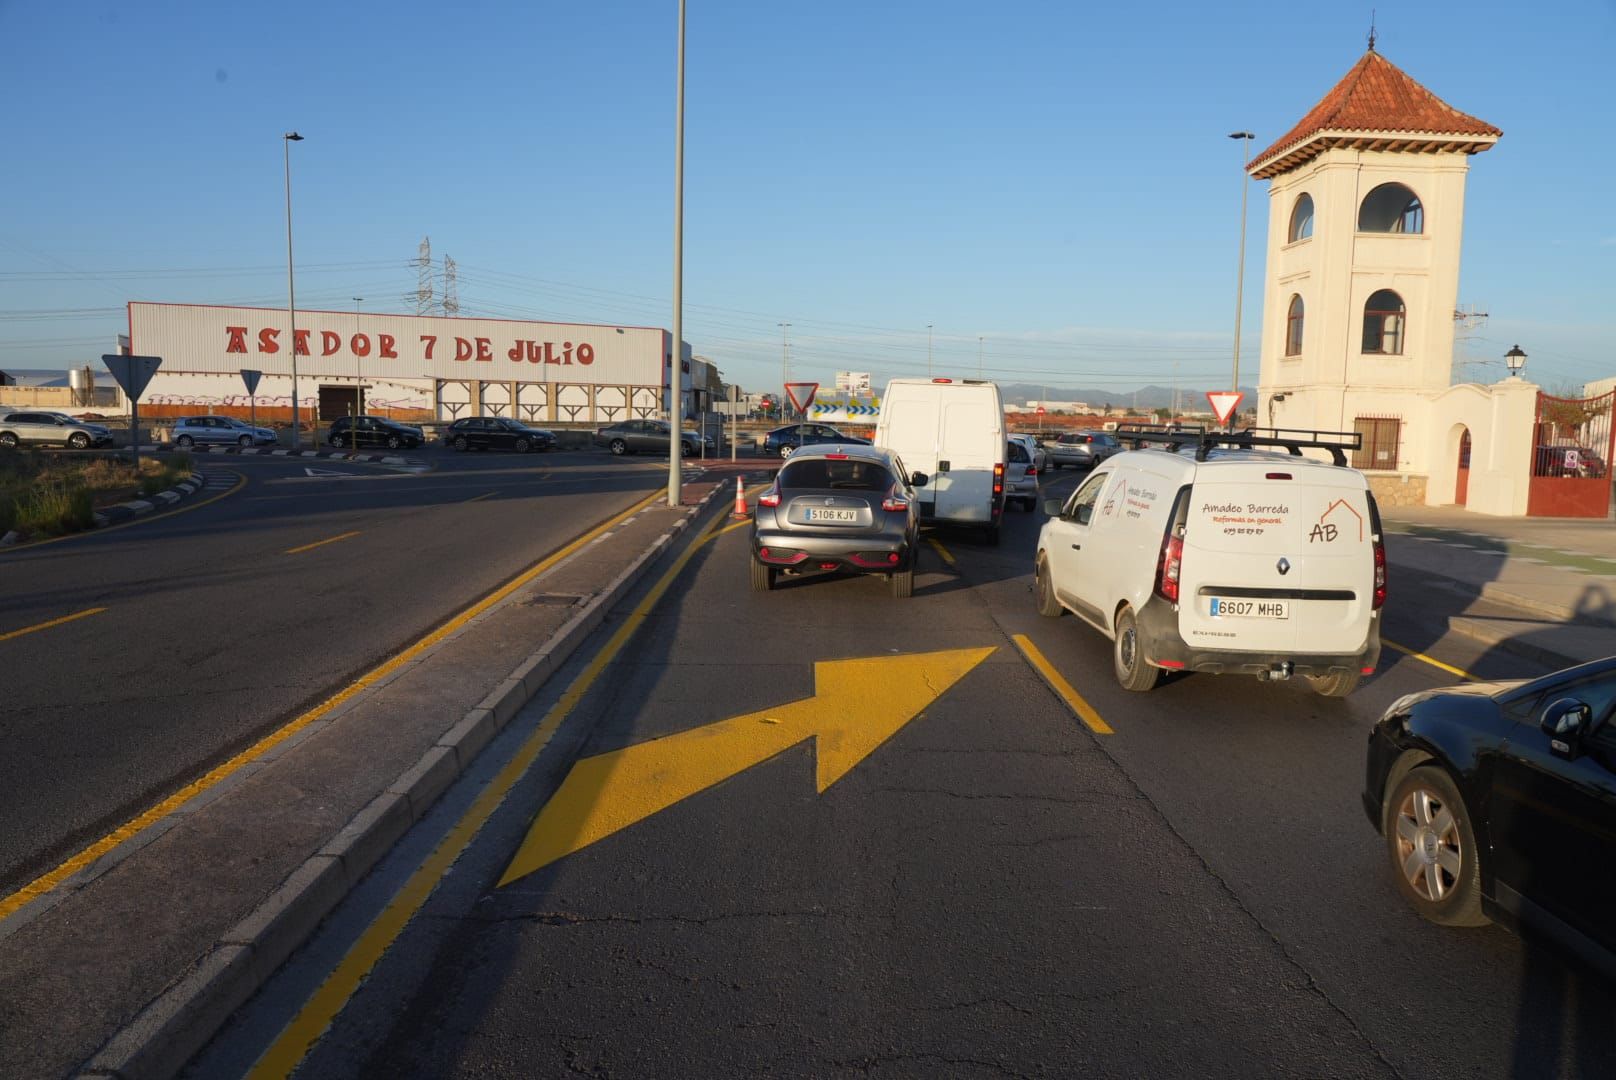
[1277,557,1292,575]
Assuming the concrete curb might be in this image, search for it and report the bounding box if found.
[189,446,421,466]
[0,472,206,547]
[1443,613,1591,672]
[79,483,728,1080]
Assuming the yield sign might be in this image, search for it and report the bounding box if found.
[784,381,819,415]
[241,369,263,397]
[101,353,162,401]
[1206,390,1244,426]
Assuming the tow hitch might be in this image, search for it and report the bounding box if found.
[1257,661,1295,682]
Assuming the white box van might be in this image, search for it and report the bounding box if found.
[1034,426,1384,696]
[874,378,1007,542]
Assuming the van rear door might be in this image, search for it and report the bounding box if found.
[1176,464,1375,656]
[931,390,1003,524]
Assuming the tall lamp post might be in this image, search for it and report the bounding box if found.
[1229,130,1255,429]
[353,297,364,435]
[1504,344,1527,378]
[283,132,305,448]
[667,0,686,507]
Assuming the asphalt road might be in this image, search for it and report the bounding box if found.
[188,466,1615,1079]
[0,446,672,897]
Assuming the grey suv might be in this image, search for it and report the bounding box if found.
[0,411,115,450]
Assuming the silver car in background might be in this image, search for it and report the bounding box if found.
[0,410,116,449]
[171,415,278,447]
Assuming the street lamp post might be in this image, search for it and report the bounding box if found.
[353,297,364,453]
[667,0,686,507]
[1505,344,1527,378]
[1229,130,1255,430]
[283,132,305,448]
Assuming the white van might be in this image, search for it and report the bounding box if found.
[874,378,1007,542]
[1034,426,1384,696]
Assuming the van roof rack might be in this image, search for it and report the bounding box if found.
[1113,424,1363,467]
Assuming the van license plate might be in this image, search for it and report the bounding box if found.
[1209,597,1289,619]
[807,508,858,523]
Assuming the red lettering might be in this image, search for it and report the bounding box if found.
[379,333,397,359]
[257,328,280,355]
[527,341,543,363]
[321,330,341,356]
[351,333,371,358]
[576,342,594,365]
[293,329,311,356]
[454,337,473,362]
[475,337,493,363]
[561,341,573,365]
[420,334,437,359]
[508,340,524,362]
[543,342,557,365]
[225,326,249,354]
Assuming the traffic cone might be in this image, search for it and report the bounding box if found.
[731,475,749,518]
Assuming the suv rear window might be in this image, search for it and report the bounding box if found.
[780,458,893,491]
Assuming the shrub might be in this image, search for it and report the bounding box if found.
[14,482,95,536]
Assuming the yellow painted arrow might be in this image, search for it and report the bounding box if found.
[498,645,995,887]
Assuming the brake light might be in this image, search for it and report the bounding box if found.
[1372,534,1387,609]
[758,488,780,508]
[882,491,910,512]
[825,453,849,459]
[932,378,953,383]
[1265,472,1292,480]
[1024,465,1036,477]
[993,462,1004,496]
[1155,533,1184,603]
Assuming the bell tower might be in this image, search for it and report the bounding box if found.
[1252,48,1499,468]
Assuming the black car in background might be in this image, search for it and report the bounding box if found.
[444,416,555,453]
[761,423,870,458]
[1363,657,1616,977]
[328,415,424,450]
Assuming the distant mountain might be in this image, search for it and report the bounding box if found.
[994,382,1257,412]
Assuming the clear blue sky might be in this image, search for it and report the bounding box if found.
[2,0,1612,397]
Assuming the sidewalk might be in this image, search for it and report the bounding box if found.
[1380,503,1616,671]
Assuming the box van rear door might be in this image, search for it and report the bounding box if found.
[1176,466,1374,655]
[932,394,1001,524]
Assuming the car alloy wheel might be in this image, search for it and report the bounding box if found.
[331,434,345,448]
[778,444,794,459]
[0,433,16,448]
[70,433,90,449]
[1385,766,1486,925]
[453,436,469,452]
[610,438,628,456]
[176,435,195,448]
[515,438,531,453]
[387,435,403,449]
[238,434,253,447]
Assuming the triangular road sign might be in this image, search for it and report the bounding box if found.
[1206,390,1244,426]
[102,354,162,401]
[784,381,819,414]
[241,369,263,397]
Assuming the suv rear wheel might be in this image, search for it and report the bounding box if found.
[750,559,775,592]
[889,565,913,598]
[69,432,90,450]
[1112,605,1160,692]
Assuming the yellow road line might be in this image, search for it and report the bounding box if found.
[0,471,247,555]
[927,538,957,567]
[283,530,362,555]
[1011,634,1115,735]
[0,487,666,925]
[249,499,736,1079]
[462,491,497,504]
[1381,638,1474,681]
[0,606,106,644]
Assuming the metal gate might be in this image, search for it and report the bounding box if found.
[1527,389,1615,517]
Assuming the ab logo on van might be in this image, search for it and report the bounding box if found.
[1309,499,1364,543]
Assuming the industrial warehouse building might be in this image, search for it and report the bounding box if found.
[124,302,701,425]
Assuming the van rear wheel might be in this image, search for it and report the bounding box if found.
[1307,670,1362,697]
[1113,606,1160,692]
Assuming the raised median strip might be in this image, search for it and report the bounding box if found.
[193,445,420,466]
[0,481,735,1080]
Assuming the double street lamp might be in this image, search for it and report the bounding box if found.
[283,132,305,448]
[1229,130,1255,427]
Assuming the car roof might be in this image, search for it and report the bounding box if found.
[782,443,894,466]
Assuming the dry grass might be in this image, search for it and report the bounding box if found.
[0,449,193,538]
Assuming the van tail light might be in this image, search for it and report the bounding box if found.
[1372,534,1387,609]
[758,487,781,508]
[1155,533,1184,603]
[882,488,910,512]
[993,462,1004,495]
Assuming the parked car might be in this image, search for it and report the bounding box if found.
[1042,431,1121,470]
[593,419,714,457]
[444,416,555,453]
[750,445,924,597]
[1004,439,1039,511]
[0,410,115,450]
[761,423,870,458]
[327,415,424,450]
[1035,425,1383,695]
[1363,656,1616,979]
[1534,444,1607,479]
[1008,433,1048,474]
[171,415,277,447]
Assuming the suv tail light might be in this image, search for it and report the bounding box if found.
[1372,534,1387,609]
[758,487,780,508]
[1155,533,1184,603]
[881,489,909,512]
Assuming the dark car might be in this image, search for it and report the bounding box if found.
[444,416,555,453]
[593,419,714,456]
[1041,431,1121,470]
[761,423,871,459]
[328,415,423,450]
[1534,444,1607,479]
[1363,657,1616,977]
[750,444,923,598]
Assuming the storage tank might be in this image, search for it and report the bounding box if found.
[69,366,95,406]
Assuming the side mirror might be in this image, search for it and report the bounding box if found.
[910,472,928,487]
[1541,697,1592,758]
[1043,498,1063,517]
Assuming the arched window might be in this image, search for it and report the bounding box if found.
[1285,295,1305,356]
[1288,194,1314,242]
[1363,289,1406,354]
[1358,183,1423,233]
